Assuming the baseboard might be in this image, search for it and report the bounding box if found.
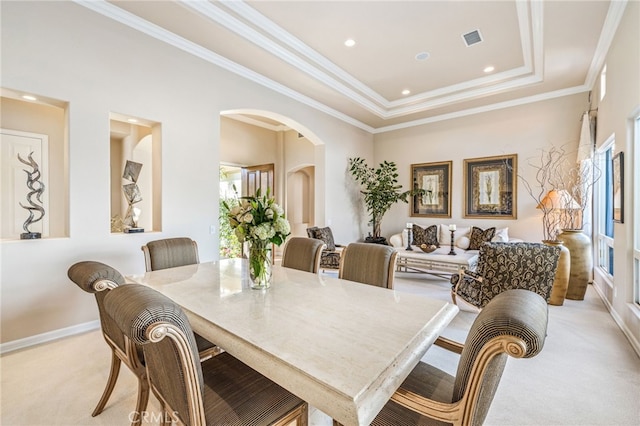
[0,320,100,355]
[592,283,640,358]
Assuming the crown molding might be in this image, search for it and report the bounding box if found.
[74,0,622,134]
[374,85,591,134]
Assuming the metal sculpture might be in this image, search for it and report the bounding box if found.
[18,152,46,239]
[122,160,144,232]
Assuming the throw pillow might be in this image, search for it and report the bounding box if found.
[468,226,496,250]
[412,224,439,247]
[312,227,336,250]
[492,227,509,242]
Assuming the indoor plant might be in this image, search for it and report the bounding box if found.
[348,157,422,244]
[222,187,290,289]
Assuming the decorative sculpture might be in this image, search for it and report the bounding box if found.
[122,160,144,233]
[18,152,46,239]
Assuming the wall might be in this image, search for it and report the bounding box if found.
[591,0,640,353]
[374,94,590,243]
[0,1,372,346]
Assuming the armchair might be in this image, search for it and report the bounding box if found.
[306,226,344,271]
[451,242,560,309]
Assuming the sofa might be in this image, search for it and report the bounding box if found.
[390,224,522,277]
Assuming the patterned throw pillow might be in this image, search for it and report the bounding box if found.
[312,227,336,250]
[412,224,439,247]
[468,226,496,250]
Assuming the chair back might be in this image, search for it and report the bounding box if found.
[67,261,128,351]
[104,284,205,425]
[453,289,549,425]
[455,242,560,309]
[281,237,325,273]
[142,237,199,271]
[339,242,397,288]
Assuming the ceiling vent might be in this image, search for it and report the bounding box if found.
[462,30,483,47]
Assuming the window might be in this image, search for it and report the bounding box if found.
[596,136,615,278]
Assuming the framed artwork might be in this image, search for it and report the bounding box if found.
[612,151,624,223]
[463,154,517,219]
[411,161,452,217]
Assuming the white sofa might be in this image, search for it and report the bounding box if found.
[390,225,522,277]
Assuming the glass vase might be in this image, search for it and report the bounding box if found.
[248,240,272,289]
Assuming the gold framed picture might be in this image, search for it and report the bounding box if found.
[463,154,517,219]
[411,161,452,218]
[612,151,624,223]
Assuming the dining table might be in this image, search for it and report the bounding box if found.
[127,258,459,426]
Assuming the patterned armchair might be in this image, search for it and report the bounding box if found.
[306,226,344,271]
[451,242,560,309]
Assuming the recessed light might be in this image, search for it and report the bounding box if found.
[484,66,495,73]
[402,89,411,96]
[344,39,356,47]
[415,52,430,61]
[127,118,138,123]
[22,95,37,101]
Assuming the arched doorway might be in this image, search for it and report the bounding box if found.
[219,109,325,258]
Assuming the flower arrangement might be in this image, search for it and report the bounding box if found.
[223,187,290,246]
[222,187,290,288]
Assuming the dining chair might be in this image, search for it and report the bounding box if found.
[67,261,221,425]
[451,242,561,309]
[281,237,325,273]
[103,283,309,426]
[339,242,397,289]
[369,289,549,426]
[141,237,221,359]
[306,226,345,271]
[67,261,148,426]
[141,237,200,272]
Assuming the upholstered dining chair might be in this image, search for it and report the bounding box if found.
[306,226,344,272]
[369,289,549,426]
[281,237,325,273]
[67,261,148,425]
[103,283,309,426]
[67,261,220,425]
[141,237,200,272]
[141,237,222,359]
[450,242,560,309]
[339,242,397,289]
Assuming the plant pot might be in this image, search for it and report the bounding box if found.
[557,229,592,300]
[543,240,570,306]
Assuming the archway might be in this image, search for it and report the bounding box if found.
[219,109,325,257]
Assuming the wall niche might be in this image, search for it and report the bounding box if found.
[109,113,161,233]
[0,88,69,240]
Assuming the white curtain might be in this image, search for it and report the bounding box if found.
[577,112,595,236]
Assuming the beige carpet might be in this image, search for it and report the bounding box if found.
[1,272,639,425]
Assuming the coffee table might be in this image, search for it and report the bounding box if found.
[395,246,479,278]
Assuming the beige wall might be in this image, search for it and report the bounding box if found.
[0,1,372,345]
[591,0,640,353]
[374,94,589,243]
[1,0,636,355]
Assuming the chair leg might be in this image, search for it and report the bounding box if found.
[92,350,121,417]
[129,375,150,426]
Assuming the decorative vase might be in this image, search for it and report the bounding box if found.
[557,229,592,300]
[543,240,570,306]
[248,240,272,290]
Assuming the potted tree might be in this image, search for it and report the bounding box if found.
[348,157,422,244]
